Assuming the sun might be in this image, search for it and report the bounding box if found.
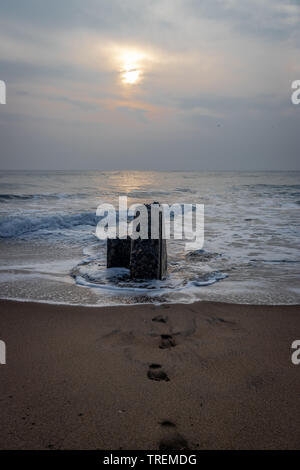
[122,68,141,84]
[119,49,145,85]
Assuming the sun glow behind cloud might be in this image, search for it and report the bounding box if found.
[122,68,140,84]
[119,49,147,85]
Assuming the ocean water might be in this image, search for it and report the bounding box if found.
[0,170,299,306]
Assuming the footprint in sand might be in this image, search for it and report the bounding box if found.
[159,421,189,450]
[147,363,170,382]
[152,314,168,324]
[159,334,176,349]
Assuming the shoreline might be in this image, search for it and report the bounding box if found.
[1,297,300,309]
[0,299,299,449]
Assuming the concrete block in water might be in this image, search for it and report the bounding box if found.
[107,238,131,268]
[130,203,167,280]
[106,202,167,280]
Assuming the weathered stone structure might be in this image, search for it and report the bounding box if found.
[107,238,131,269]
[106,202,167,280]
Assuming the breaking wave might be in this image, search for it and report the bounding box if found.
[0,193,88,202]
[0,212,98,238]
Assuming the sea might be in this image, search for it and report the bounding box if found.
[0,170,299,306]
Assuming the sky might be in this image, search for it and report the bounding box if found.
[0,0,299,171]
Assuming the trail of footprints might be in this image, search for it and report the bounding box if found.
[148,310,189,450]
[148,313,174,382]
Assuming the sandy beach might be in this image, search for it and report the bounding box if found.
[0,299,299,450]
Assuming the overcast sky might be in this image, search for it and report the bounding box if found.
[0,0,299,170]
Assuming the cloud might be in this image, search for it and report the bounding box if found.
[117,105,148,123]
[184,0,300,40]
[0,0,299,170]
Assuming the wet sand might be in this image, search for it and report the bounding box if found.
[0,299,299,450]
